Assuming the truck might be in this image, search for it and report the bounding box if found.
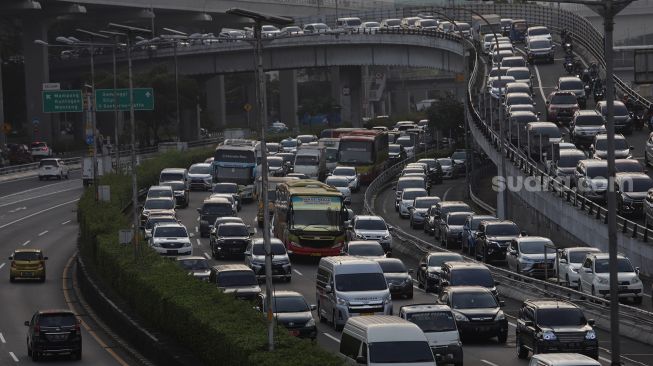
[82,157,104,187]
[472,14,501,43]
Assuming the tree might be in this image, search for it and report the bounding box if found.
[426,96,464,142]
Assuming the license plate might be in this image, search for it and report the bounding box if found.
[22,272,33,277]
[52,334,67,341]
[310,253,322,257]
[361,312,374,316]
[289,330,300,336]
[619,285,627,290]
[475,326,489,332]
[167,250,178,255]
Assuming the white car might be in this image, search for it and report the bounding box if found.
[437,158,455,179]
[347,215,392,253]
[578,253,643,304]
[526,26,552,44]
[331,166,360,192]
[398,188,428,218]
[325,176,352,205]
[149,223,193,257]
[30,141,53,159]
[38,158,69,180]
[556,247,602,289]
[187,163,213,191]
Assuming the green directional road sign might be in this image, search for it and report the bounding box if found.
[95,88,155,111]
[42,90,83,113]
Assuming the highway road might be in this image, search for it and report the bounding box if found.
[0,172,134,365]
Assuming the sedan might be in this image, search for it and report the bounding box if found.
[375,258,413,299]
[255,291,317,340]
[331,166,360,191]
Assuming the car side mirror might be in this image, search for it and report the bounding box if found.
[392,187,396,190]
[408,269,415,274]
[494,280,501,286]
[545,100,550,105]
[588,319,595,326]
[356,355,366,364]
[310,304,317,311]
[499,300,506,307]
[248,226,256,235]
[8,256,12,260]
[440,280,449,287]
[635,267,640,275]
[24,321,29,326]
[189,233,195,238]
[420,263,427,268]
[325,285,333,293]
[520,231,527,236]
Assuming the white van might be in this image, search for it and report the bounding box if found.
[529,353,600,366]
[399,304,461,365]
[159,168,189,187]
[339,315,436,365]
[316,257,392,331]
[336,17,363,31]
[294,147,326,181]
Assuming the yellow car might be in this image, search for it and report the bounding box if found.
[8,248,48,282]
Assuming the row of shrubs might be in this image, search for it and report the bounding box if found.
[77,148,343,366]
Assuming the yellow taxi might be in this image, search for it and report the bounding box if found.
[8,248,48,282]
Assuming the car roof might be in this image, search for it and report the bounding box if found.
[348,240,382,246]
[217,222,247,228]
[564,246,602,253]
[153,222,185,228]
[203,197,231,204]
[444,261,489,269]
[373,257,405,266]
[524,299,579,309]
[447,211,474,218]
[514,236,552,244]
[559,149,586,158]
[265,290,304,298]
[149,185,173,190]
[559,76,582,82]
[575,109,601,116]
[402,188,427,193]
[176,256,206,261]
[161,168,186,173]
[485,220,516,225]
[37,309,75,316]
[213,264,253,272]
[588,252,623,260]
[355,215,384,221]
[438,201,468,207]
[445,285,493,293]
[400,304,452,313]
[13,248,43,253]
[579,159,607,167]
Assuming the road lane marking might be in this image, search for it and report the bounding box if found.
[0,187,79,208]
[195,226,198,233]
[293,269,303,276]
[599,347,650,366]
[38,230,48,236]
[203,252,211,259]
[0,263,4,271]
[8,352,18,362]
[442,186,453,201]
[515,47,547,103]
[0,332,5,343]
[0,198,79,230]
[22,240,30,246]
[61,220,71,225]
[0,180,72,198]
[481,360,499,366]
[323,332,340,343]
[8,206,26,213]
[62,253,130,366]
[508,322,517,328]
[196,239,201,247]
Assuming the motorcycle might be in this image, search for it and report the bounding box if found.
[563,42,573,53]
[564,58,575,74]
[593,85,605,102]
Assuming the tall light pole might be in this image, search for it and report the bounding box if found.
[100,30,127,173]
[108,23,152,259]
[226,8,293,352]
[162,28,188,141]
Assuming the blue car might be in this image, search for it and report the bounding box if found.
[509,19,528,43]
[461,214,499,255]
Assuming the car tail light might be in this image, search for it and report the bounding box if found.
[10,261,16,268]
[73,322,81,334]
[34,324,40,336]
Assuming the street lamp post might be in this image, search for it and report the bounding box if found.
[226,8,293,352]
[162,28,188,142]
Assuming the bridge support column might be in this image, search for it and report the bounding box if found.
[246,75,267,131]
[22,17,52,143]
[330,66,363,127]
[206,75,226,129]
[279,69,297,131]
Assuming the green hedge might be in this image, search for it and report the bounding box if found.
[78,148,343,366]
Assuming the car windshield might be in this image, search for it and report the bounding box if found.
[217,271,257,287]
[217,225,248,236]
[252,243,286,256]
[550,94,578,105]
[268,158,283,168]
[586,165,608,179]
[558,154,585,168]
[569,250,596,263]
[38,314,76,327]
[189,165,211,174]
[148,189,171,198]
[451,291,498,309]
[325,149,338,162]
[281,140,297,147]
[396,137,414,148]
[389,145,401,153]
[415,199,439,209]
[575,115,604,126]
[378,261,406,273]
[326,178,349,187]
[146,217,177,230]
[349,243,384,256]
[272,296,309,312]
[403,190,426,200]
[531,126,561,138]
[385,19,400,26]
[508,70,530,80]
[13,251,42,261]
[489,68,507,77]
[355,219,386,231]
[471,218,496,230]
[595,138,628,150]
[613,104,629,116]
[295,155,318,165]
[503,59,525,68]
[621,177,653,192]
[160,172,184,182]
[39,160,57,167]
[333,167,355,176]
[451,152,465,160]
[154,226,187,238]
[212,184,238,194]
[406,311,457,332]
[162,182,185,191]
[428,254,463,267]
[368,341,434,363]
[507,86,529,94]
[336,273,387,291]
[537,308,587,326]
[485,223,519,236]
[451,269,495,287]
[202,203,232,215]
[492,79,513,88]
[438,159,452,167]
[178,259,209,270]
[530,39,550,49]
[31,142,47,148]
[507,96,532,105]
[519,241,556,254]
[363,22,380,28]
[144,199,174,210]
[560,80,583,90]
[447,214,469,225]
[529,28,549,36]
[595,258,634,273]
[616,161,643,173]
[397,179,424,190]
[420,19,437,27]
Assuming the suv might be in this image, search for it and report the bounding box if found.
[331,166,360,192]
[570,110,606,147]
[555,247,602,289]
[557,76,586,108]
[589,133,632,160]
[244,238,291,282]
[198,197,236,237]
[579,253,643,304]
[209,222,252,258]
[209,264,261,301]
[149,223,192,256]
[437,286,507,343]
[416,158,444,185]
[525,36,554,64]
[140,197,176,226]
[416,252,464,293]
[595,100,633,134]
[187,163,213,190]
[506,237,556,278]
[347,215,392,253]
[546,91,579,124]
[399,304,463,366]
[30,141,53,159]
[25,310,82,361]
[461,215,499,255]
[255,291,317,340]
[614,172,653,216]
[475,220,522,263]
[439,262,499,298]
[410,196,441,229]
[574,160,608,200]
[8,248,48,282]
[439,212,474,249]
[38,158,69,180]
[548,149,586,185]
[432,201,472,241]
[212,183,241,209]
[516,299,598,359]
[160,180,189,208]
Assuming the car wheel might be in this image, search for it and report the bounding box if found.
[482,248,488,263]
[517,337,529,359]
[40,275,46,282]
[417,275,424,289]
[38,176,43,181]
[409,220,414,229]
[285,276,292,283]
[633,296,643,305]
[9,276,15,283]
[32,349,40,362]
[59,174,63,180]
[646,153,649,167]
[407,289,413,299]
[565,274,571,288]
[497,331,507,344]
[333,311,343,331]
[73,349,82,361]
[66,173,69,179]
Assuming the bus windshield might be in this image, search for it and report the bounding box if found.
[290,195,342,231]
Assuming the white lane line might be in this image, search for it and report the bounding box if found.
[442,186,453,201]
[8,207,26,213]
[0,179,72,198]
[0,187,79,208]
[8,352,18,362]
[516,47,547,103]
[38,230,48,236]
[293,269,303,276]
[195,226,199,233]
[323,332,340,343]
[0,332,5,343]
[196,239,201,247]
[22,240,30,246]
[599,356,611,363]
[481,360,499,366]
[203,252,211,260]
[0,263,4,271]
[0,198,79,230]
[61,220,71,225]
[508,322,517,328]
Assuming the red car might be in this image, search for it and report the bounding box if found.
[545,91,579,124]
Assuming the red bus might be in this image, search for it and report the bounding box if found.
[320,128,362,139]
[337,129,389,184]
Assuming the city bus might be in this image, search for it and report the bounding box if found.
[212,139,258,201]
[337,129,389,184]
[320,128,361,139]
[272,180,346,257]
[255,175,299,227]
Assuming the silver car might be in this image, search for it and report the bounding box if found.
[399,188,428,218]
[325,176,352,205]
[347,215,392,253]
[409,196,441,229]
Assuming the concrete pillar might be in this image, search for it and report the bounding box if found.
[22,18,52,143]
[347,66,363,127]
[330,66,348,124]
[205,75,226,129]
[279,69,298,130]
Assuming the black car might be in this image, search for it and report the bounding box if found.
[614,172,653,216]
[474,220,522,263]
[416,252,464,292]
[516,299,598,359]
[438,261,500,299]
[437,286,507,343]
[374,258,414,299]
[416,158,444,185]
[255,291,317,340]
[267,156,289,176]
[209,222,252,258]
[198,197,235,237]
[25,309,82,361]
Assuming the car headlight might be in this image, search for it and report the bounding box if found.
[631,277,641,284]
[541,330,557,341]
[597,277,609,284]
[454,312,469,322]
[383,234,391,240]
[152,242,161,247]
[488,240,500,247]
[585,330,597,340]
[355,233,365,239]
[495,310,505,321]
[428,272,439,278]
[337,297,349,306]
[305,318,316,327]
[383,297,392,305]
[183,242,191,247]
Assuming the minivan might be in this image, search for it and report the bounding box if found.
[399,304,462,365]
[159,168,188,187]
[529,353,601,366]
[316,256,392,331]
[339,315,436,365]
